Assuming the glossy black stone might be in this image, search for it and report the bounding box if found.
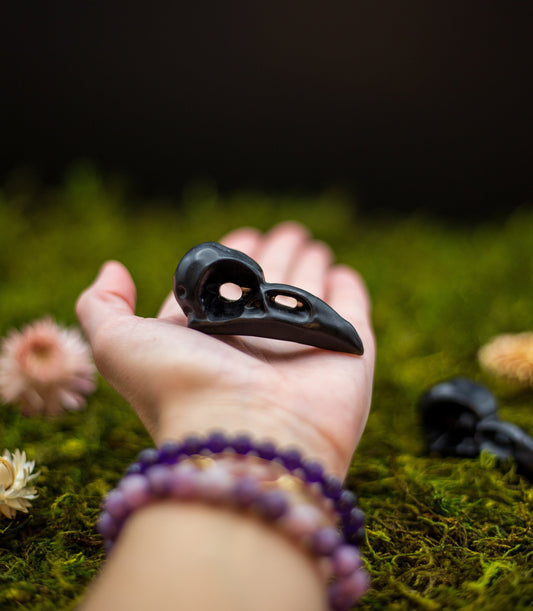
[173,242,364,355]
[419,377,498,458]
[476,419,533,480]
[419,377,533,481]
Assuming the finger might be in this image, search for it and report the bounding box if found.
[157,292,188,323]
[220,227,263,259]
[254,221,310,283]
[286,240,333,299]
[222,222,314,355]
[76,261,137,345]
[326,264,375,355]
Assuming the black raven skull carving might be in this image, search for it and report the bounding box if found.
[173,242,364,355]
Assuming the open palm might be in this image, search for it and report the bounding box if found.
[76,222,375,477]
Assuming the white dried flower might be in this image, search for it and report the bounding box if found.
[0,449,39,519]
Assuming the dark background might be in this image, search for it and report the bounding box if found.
[2,1,532,217]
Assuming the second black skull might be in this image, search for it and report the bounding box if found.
[173,242,364,355]
[419,377,499,458]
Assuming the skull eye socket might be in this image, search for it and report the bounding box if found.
[219,282,243,302]
[273,294,301,309]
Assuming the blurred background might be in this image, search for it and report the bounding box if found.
[2,4,533,608]
[1,1,532,218]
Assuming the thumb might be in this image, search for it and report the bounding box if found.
[76,261,137,344]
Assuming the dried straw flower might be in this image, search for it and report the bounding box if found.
[0,318,96,416]
[478,332,533,387]
[0,449,39,519]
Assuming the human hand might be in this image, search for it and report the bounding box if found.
[76,222,375,477]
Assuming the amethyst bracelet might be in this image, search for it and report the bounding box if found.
[98,431,369,610]
[126,431,365,545]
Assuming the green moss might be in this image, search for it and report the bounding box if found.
[1,165,532,609]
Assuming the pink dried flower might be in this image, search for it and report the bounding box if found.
[478,332,533,387]
[0,318,96,416]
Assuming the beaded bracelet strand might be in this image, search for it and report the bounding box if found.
[98,431,369,611]
[128,431,366,545]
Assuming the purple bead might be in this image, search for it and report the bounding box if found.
[182,435,203,455]
[322,475,343,501]
[119,474,152,509]
[328,587,354,611]
[342,507,365,533]
[158,441,182,463]
[232,433,253,455]
[301,459,325,483]
[104,489,129,520]
[329,569,370,609]
[310,526,342,556]
[346,526,365,546]
[97,512,118,539]
[232,476,261,507]
[194,465,233,502]
[280,448,303,471]
[205,431,229,453]
[336,489,357,515]
[104,540,114,554]
[168,463,199,498]
[331,545,363,577]
[255,490,289,520]
[280,504,322,538]
[328,583,356,611]
[146,464,173,495]
[137,447,159,468]
[255,440,277,461]
[126,462,143,476]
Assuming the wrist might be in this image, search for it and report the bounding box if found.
[84,501,327,611]
[155,397,347,478]
[97,432,369,610]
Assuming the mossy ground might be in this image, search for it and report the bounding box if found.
[1,165,532,609]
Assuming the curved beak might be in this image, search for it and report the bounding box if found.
[189,282,364,355]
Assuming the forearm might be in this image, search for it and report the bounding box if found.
[82,501,327,611]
